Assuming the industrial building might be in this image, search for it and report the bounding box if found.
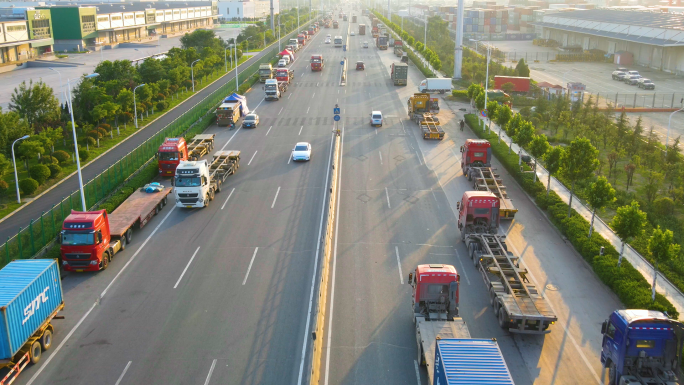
[216,0,279,21]
[533,9,684,73]
[0,8,53,71]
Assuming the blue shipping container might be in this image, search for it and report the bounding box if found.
[433,339,515,385]
[0,260,63,359]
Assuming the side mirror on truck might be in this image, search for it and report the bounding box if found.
[408,272,413,285]
[456,201,461,211]
[601,320,608,334]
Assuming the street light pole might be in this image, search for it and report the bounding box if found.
[666,105,684,157]
[234,39,239,90]
[133,83,146,129]
[190,59,201,92]
[11,135,29,204]
[224,47,228,72]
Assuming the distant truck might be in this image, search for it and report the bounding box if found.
[408,264,514,385]
[494,75,530,93]
[264,79,286,100]
[390,62,408,86]
[359,24,366,35]
[310,54,324,71]
[376,35,388,50]
[275,68,294,83]
[0,260,63,383]
[258,63,275,82]
[174,151,240,208]
[61,188,171,272]
[351,15,357,23]
[158,137,188,176]
[217,93,249,126]
[297,33,307,45]
[418,78,453,94]
[333,20,339,28]
[394,40,403,56]
[457,190,557,333]
[601,309,683,385]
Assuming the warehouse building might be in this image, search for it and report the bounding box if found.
[38,1,219,52]
[0,8,54,72]
[533,9,684,73]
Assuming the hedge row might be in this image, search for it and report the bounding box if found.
[464,114,679,318]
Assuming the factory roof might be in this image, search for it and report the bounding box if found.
[40,1,213,13]
[542,9,684,29]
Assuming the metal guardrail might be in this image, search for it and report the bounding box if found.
[0,22,314,267]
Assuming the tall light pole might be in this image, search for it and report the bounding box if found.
[666,104,684,157]
[234,39,239,90]
[453,0,464,79]
[66,73,99,211]
[11,135,29,204]
[224,46,228,72]
[424,14,427,48]
[48,67,63,105]
[190,59,201,92]
[483,45,490,129]
[133,83,146,129]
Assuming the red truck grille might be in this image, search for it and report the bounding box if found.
[64,253,91,260]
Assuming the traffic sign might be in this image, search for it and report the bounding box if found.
[334,107,341,114]
[481,110,487,117]
[340,60,344,66]
[334,115,341,121]
[343,45,347,52]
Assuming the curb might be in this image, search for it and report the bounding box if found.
[309,133,341,385]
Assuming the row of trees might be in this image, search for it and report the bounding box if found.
[239,8,312,51]
[468,83,682,300]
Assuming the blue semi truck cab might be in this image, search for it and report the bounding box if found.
[600,309,683,385]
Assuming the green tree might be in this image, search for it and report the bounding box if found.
[528,134,550,182]
[181,29,224,52]
[475,92,485,116]
[0,153,10,179]
[9,80,60,129]
[501,82,515,94]
[544,146,564,197]
[137,57,166,84]
[561,137,599,218]
[641,170,664,203]
[485,100,498,134]
[514,121,535,165]
[587,176,616,238]
[648,226,680,302]
[611,201,647,266]
[495,104,512,144]
[17,140,45,169]
[506,113,523,154]
[515,58,530,77]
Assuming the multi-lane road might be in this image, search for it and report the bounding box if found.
[15,10,625,385]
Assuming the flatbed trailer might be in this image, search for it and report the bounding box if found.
[187,134,215,160]
[464,233,557,334]
[468,167,517,218]
[208,151,240,190]
[108,186,172,239]
[418,114,444,140]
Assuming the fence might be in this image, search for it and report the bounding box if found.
[0,25,308,268]
[591,91,684,109]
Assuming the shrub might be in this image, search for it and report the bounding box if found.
[156,101,169,111]
[19,178,39,195]
[84,137,97,147]
[99,123,111,131]
[52,150,70,163]
[97,127,109,137]
[0,180,8,196]
[78,148,90,161]
[40,155,58,165]
[653,197,675,217]
[29,164,51,184]
[452,90,469,100]
[155,93,166,101]
[48,163,61,178]
[87,129,102,139]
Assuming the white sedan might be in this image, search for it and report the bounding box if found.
[292,142,312,161]
[351,31,355,36]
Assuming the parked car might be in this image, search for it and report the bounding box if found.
[370,111,383,127]
[356,61,365,70]
[627,70,640,77]
[282,56,291,65]
[637,78,655,90]
[363,41,369,48]
[243,114,259,128]
[325,37,331,44]
[292,142,312,161]
[611,70,627,80]
[278,59,287,67]
[624,74,641,85]
[351,31,355,36]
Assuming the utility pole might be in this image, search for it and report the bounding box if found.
[424,14,427,48]
[270,0,275,33]
[453,0,464,79]
[387,0,390,20]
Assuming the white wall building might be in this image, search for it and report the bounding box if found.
[217,0,278,21]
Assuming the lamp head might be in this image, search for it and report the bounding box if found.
[85,73,100,79]
[20,135,29,140]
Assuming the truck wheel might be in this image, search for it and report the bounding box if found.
[100,252,110,270]
[40,329,53,350]
[209,189,215,201]
[498,308,509,330]
[126,229,133,244]
[162,196,168,206]
[608,362,617,385]
[29,341,42,364]
[216,180,222,193]
[120,237,126,251]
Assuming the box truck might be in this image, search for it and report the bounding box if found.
[418,78,453,94]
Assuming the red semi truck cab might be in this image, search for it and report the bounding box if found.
[60,210,112,272]
[456,191,500,239]
[158,137,188,176]
[308,27,315,35]
[297,34,306,45]
[408,264,460,317]
[310,55,324,71]
[276,68,292,83]
[460,139,491,175]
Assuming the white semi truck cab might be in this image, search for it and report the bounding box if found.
[174,151,240,208]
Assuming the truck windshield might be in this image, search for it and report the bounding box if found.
[175,177,201,187]
[159,152,179,161]
[62,231,94,246]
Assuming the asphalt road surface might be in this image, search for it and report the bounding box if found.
[15,20,332,385]
[318,12,623,385]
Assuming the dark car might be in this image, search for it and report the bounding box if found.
[637,78,655,90]
[356,61,365,70]
[242,114,259,128]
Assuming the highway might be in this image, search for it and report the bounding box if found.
[318,11,623,385]
[17,19,332,385]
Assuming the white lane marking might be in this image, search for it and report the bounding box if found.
[416,151,423,165]
[452,247,471,285]
[368,92,371,97]
[312,92,316,99]
[203,359,217,385]
[242,247,259,285]
[375,128,377,135]
[279,107,284,115]
[317,82,319,87]
[288,153,292,164]
[379,151,383,165]
[343,109,345,114]
[219,127,242,151]
[251,98,265,113]
[338,89,340,94]
[288,93,292,99]
[266,125,272,136]
[307,106,310,114]
[26,301,97,385]
[414,360,422,385]
[115,361,132,385]
[395,246,404,284]
[271,186,281,208]
[173,246,201,289]
[385,187,391,209]
[299,125,303,135]
[324,125,344,385]
[101,206,176,298]
[221,188,235,210]
[430,188,440,210]
[296,130,336,384]
[503,238,602,384]
[248,150,258,165]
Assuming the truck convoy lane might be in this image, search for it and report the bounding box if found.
[408,264,514,384]
[601,310,683,385]
[0,259,63,381]
[61,185,172,272]
[174,151,240,208]
[457,191,557,333]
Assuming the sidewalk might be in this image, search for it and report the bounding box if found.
[467,112,684,319]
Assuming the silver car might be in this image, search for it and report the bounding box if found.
[624,75,641,85]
